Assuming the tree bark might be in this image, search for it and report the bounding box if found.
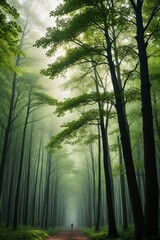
[93,63,118,237]
[24,123,33,225]
[90,143,96,226]
[32,137,42,226]
[117,136,128,230]
[95,124,102,231]
[0,6,30,197]
[103,21,144,239]
[86,156,92,228]
[44,153,51,229]
[12,91,31,229]
[130,1,159,237]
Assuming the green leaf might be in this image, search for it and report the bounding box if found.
[48,109,99,149]
[55,92,113,116]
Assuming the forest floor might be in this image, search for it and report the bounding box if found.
[48,229,89,240]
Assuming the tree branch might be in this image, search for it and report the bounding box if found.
[122,61,139,91]
[145,21,160,44]
[130,0,137,11]
[144,5,160,33]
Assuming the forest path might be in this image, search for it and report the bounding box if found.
[48,229,89,240]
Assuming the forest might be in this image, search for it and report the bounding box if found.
[0,0,160,240]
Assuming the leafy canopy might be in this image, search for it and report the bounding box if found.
[48,109,100,149]
[0,0,21,71]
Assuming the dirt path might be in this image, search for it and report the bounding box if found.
[48,229,89,240]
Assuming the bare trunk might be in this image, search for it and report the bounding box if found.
[117,136,128,230]
[93,63,118,237]
[12,93,31,229]
[104,24,143,239]
[132,1,159,236]
[95,124,102,231]
[24,123,33,225]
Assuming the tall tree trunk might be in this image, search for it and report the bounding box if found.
[93,62,118,237]
[6,141,18,227]
[103,22,143,238]
[24,122,33,225]
[117,136,128,230]
[90,143,96,225]
[38,136,44,225]
[0,67,18,197]
[130,1,159,237]
[32,137,42,226]
[86,156,92,228]
[152,91,160,191]
[0,6,30,197]
[12,92,31,229]
[152,91,160,143]
[52,172,58,227]
[44,153,51,229]
[136,139,145,207]
[95,124,102,231]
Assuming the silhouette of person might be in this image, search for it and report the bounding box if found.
[71,223,73,230]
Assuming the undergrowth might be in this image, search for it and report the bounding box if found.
[81,225,135,240]
[0,222,58,240]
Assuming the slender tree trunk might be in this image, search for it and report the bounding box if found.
[93,62,118,237]
[103,24,143,238]
[12,92,31,229]
[44,153,51,229]
[0,69,18,197]
[95,124,102,231]
[152,91,160,142]
[24,122,33,225]
[152,90,160,193]
[32,137,42,226]
[53,172,58,227]
[130,1,159,237]
[136,139,145,208]
[90,143,96,225]
[86,157,92,228]
[6,142,18,227]
[0,7,30,197]
[117,136,128,230]
[38,137,44,225]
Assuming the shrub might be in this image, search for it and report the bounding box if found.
[0,224,49,240]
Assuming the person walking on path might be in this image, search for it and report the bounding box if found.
[71,223,73,230]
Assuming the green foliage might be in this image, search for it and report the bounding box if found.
[42,46,96,78]
[0,0,21,41]
[0,0,21,71]
[56,92,113,116]
[48,109,100,149]
[51,0,93,16]
[84,133,98,144]
[0,224,51,240]
[82,227,108,240]
[34,92,58,106]
[41,46,103,78]
[112,163,126,178]
[35,6,101,49]
[124,87,141,103]
[81,225,135,239]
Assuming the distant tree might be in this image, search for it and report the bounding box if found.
[12,83,40,229]
[32,135,42,227]
[95,124,102,231]
[43,153,52,229]
[117,136,128,230]
[0,1,22,197]
[23,122,33,225]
